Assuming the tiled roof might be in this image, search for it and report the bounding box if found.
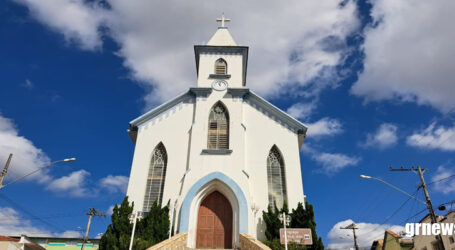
[386,230,401,238]
[0,235,19,242]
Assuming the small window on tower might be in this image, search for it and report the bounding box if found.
[215,58,227,74]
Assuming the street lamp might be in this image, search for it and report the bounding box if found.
[0,157,76,190]
[359,174,426,205]
[279,212,291,250]
[128,211,144,250]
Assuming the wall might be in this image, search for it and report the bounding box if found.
[197,53,244,88]
[239,234,271,250]
[146,233,187,250]
[126,87,306,245]
[413,212,455,250]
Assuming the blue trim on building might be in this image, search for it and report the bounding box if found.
[178,172,248,233]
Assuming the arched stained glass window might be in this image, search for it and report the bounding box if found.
[215,58,227,74]
[267,146,287,209]
[207,102,229,149]
[143,143,167,211]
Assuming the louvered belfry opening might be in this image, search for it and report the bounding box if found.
[214,58,227,74]
[267,146,287,210]
[143,142,167,211]
[207,102,229,150]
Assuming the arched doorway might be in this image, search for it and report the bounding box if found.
[196,191,233,249]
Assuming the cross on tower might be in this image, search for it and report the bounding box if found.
[216,13,231,27]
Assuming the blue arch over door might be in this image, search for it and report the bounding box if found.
[178,172,248,233]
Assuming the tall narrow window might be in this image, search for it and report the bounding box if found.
[267,146,287,209]
[207,102,229,149]
[143,143,167,211]
[215,58,227,74]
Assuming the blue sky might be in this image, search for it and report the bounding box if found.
[1,0,455,248]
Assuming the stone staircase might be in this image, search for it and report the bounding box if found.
[147,233,270,250]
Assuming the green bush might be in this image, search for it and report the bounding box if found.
[262,201,324,250]
[99,197,170,250]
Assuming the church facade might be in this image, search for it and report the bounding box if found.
[126,16,307,249]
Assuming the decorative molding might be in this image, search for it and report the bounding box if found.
[209,74,231,79]
[227,88,249,97]
[178,172,248,233]
[245,91,308,135]
[130,91,193,127]
[201,149,233,155]
[189,87,212,97]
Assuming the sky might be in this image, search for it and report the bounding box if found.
[1,0,455,248]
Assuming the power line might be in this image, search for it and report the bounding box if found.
[362,189,419,240]
[0,193,67,233]
[427,174,455,186]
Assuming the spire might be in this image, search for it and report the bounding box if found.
[207,13,237,46]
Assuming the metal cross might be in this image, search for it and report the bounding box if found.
[216,13,231,27]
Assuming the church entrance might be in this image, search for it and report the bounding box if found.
[196,191,233,249]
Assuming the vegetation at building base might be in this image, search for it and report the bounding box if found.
[99,196,170,250]
[262,201,324,250]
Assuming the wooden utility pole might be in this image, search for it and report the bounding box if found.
[0,154,13,188]
[390,166,445,250]
[340,223,359,250]
[81,208,106,250]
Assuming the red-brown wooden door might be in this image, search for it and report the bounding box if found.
[196,191,233,249]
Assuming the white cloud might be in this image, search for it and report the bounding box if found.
[364,123,398,149]
[57,230,82,238]
[106,205,115,216]
[13,0,106,50]
[100,175,129,193]
[327,219,405,249]
[0,114,51,184]
[46,170,90,197]
[14,0,359,107]
[406,122,455,151]
[431,166,455,194]
[0,206,80,237]
[311,152,360,175]
[302,144,360,175]
[22,79,34,89]
[306,117,343,138]
[351,0,455,113]
[286,102,316,121]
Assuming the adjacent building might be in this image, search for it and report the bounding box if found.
[371,230,413,250]
[412,211,455,250]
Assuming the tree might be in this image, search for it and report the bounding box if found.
[262,202,282,241]
[290,202,324,250]
[134,200,170,248]
[262,201,324,250]
[99,197,170,250]
[99,196,134,250]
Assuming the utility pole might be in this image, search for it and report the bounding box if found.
[340,223,359,250]
[390,166,445,250]
[81,208,106,250]
[0,154,13,188]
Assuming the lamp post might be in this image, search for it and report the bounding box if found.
[128,211,143,250]
[0,158,76,190]
[360,174,445,249]
[359,175,426,205]
[279,212,291,250]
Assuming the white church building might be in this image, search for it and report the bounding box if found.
[126,15,308,249]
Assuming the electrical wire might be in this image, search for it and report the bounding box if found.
[0,193,68,233]
[427,174,455,186]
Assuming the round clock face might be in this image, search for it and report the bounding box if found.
[212,80,228,91]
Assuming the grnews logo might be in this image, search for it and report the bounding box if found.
[405,223,455,236]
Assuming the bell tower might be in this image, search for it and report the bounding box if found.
[194,14,249,89]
